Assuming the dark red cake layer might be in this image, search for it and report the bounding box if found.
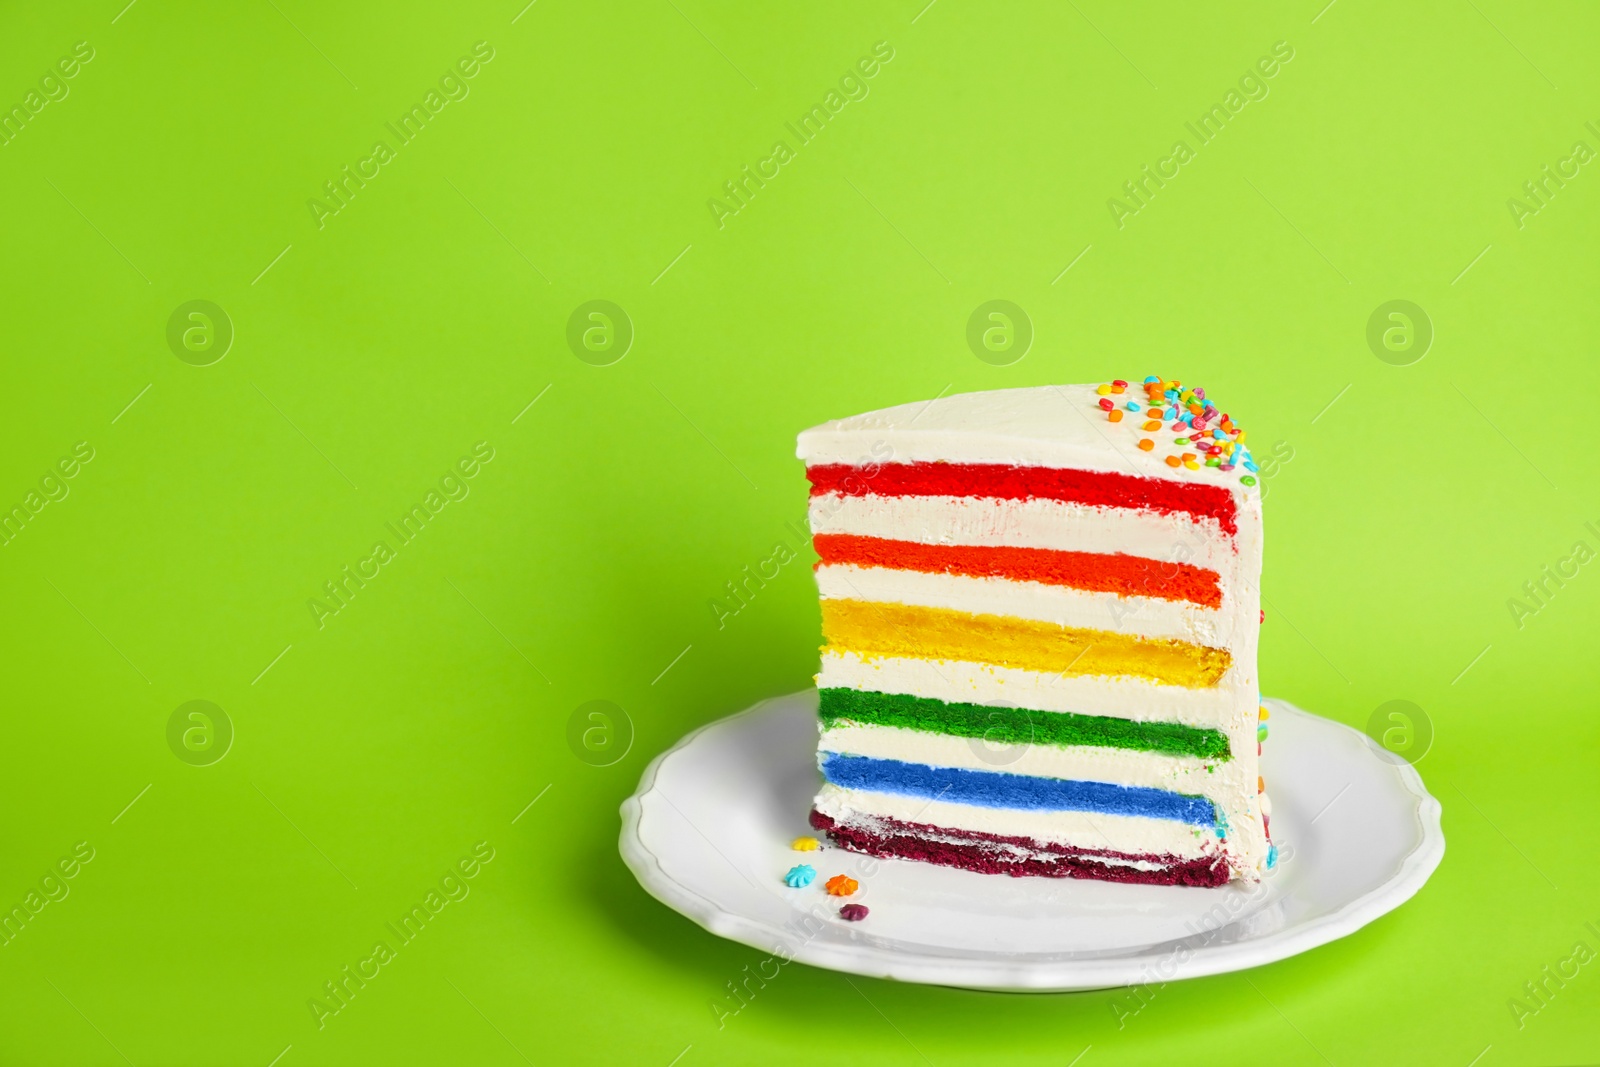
[805,462,1238,536]
[809,810,1231,888]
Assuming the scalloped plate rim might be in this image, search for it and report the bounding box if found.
[618,690,1444,991]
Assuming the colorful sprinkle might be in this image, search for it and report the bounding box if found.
[1266,844,1279,870]
[1259,705,1270,720]
[1257,723,1269,742]
[784,865,816,888]
[1098,376,1254,485]
[838,903,870,921]
[1258,776,1265,793]
[791,836,820,851]
[825,874,859,897]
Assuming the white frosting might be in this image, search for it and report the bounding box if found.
[819,651,1238,729]
[815,783,1221,861]
[819,723,1251,802]
[810,492,1235,573]
[797,383,1262,495]
[815,563,1227,646]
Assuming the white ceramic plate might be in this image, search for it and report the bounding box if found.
[619,690,1443,991]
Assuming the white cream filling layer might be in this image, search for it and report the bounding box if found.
[818,722,1249,803]
[814,783,1221,862]
[818,650,1243,729]
[810,492,1235,573]
[815,563,1231,647]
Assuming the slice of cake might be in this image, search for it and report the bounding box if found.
[798,379,1274,886]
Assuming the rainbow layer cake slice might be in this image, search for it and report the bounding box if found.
[798,379,1275,887]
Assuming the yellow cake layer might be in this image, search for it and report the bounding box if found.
[820,598,1231,689]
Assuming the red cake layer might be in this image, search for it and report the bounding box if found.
[812,533,1223,607]
[810,810,1230,888]
[806,462,1238,535]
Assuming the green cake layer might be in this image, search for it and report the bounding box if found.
[818,687,1232,760]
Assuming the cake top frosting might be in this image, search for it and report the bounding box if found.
[798,379,1258,494]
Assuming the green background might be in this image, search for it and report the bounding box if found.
[2,1,1596,1063]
